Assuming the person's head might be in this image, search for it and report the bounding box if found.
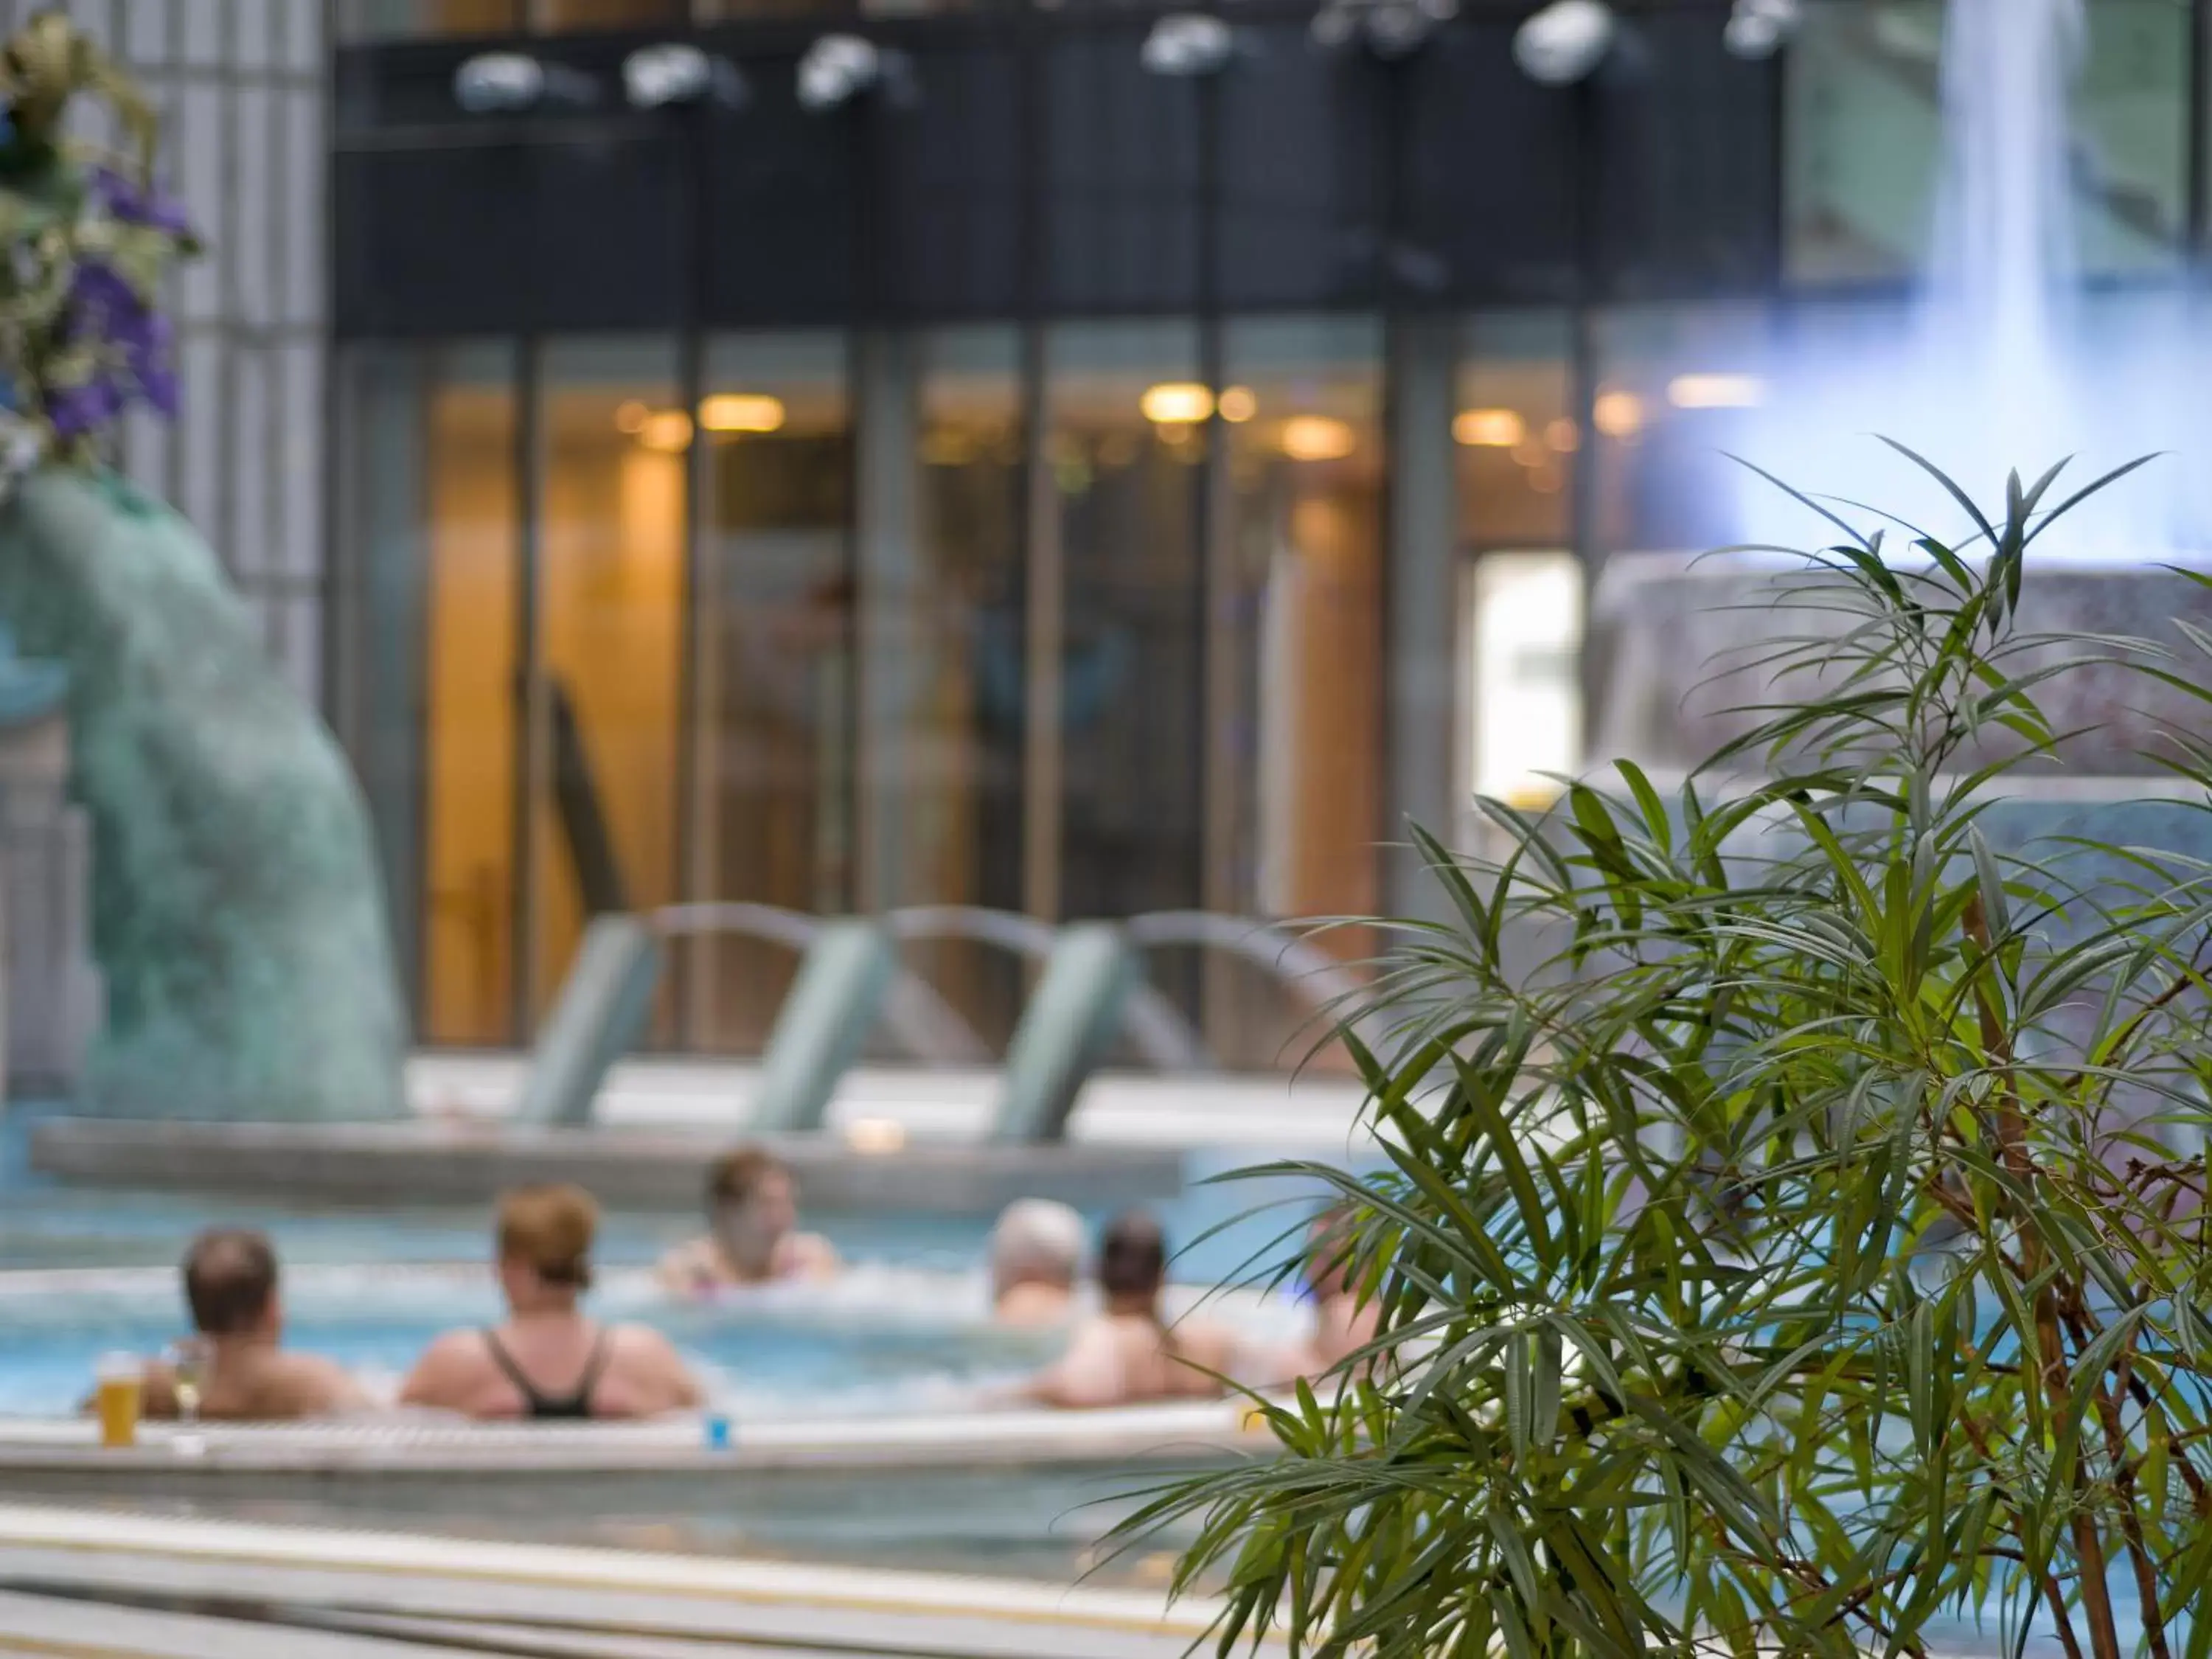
[988,1200,1085,1303]
[1305,1205,1359,1301]
[1096,1210,1169,1312]
[496,1183,597,1312]
[182,1228,281,1342]
[706,1145,798,1271]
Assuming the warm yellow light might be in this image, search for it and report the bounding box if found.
[1217,385,1257,423]
[1278,414,1357,462]
[614,400,649,434]
[1140,381,1214,424]
[699,392,787,434]
[845,1116,908,1155]
[638,408,693,452]
[1453,408,1526,448]
[1545,417,1581,453]
[1666,372,1765,410]
[1593,389,1645,440]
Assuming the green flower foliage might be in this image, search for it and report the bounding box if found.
[1134,452,2212,1659]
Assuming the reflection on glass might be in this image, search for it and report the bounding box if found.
[875,329,1026,1051]
[528,0,681,30]
[692,0,894,17]
[1216,316,1382,1070]
[335,0,520,38]
[1046,321,1206,950]
[1785,0,2184,282]
[532,339,685,1026]
[1456,312,1575,552]
[1591,304,1772,557]
[2075,0,2185,271]
[1469,552,1582,818]
[339,343,520,1046]
[689,332,853,1054]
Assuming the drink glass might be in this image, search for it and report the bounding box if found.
[164,1339,209,1427]
[94,1352,143,1450]
[165,1338,210,1455]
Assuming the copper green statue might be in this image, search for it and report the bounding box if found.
[0,13,404,1119]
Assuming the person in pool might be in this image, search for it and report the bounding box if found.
[1298,1205,1382,1377]
[133,1228,369,1422]
[1024,1211,1239,1409]
[403,1184,702,1421]
[657,1145,840,1293]
[988,1199,1085,1328]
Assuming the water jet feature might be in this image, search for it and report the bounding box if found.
[1724,0,2205,559]
[1590,0,2212,1155]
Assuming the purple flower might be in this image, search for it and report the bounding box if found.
[87,166,194,239]
[48,256,182,434]
[46,377,121,440]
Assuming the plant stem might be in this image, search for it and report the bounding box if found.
[1964,894,2125,1659]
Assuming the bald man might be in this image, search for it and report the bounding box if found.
[988,1200,1085,1327]
[139,1228,369,1421]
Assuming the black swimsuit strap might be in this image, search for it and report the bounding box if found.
[481,1326,608,1419]
[574,1328,613,1398]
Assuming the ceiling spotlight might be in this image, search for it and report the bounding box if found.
[1512,0,1617,87]
[1140,14,1237,77]
[1722,0,1801,60]
[623,42,748,110]
[797,35,913,112]
[1312,0,1457,59]
[453,52,597,114]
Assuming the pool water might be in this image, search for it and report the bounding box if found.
[0,1260,1310,1417]
[0,1114,1343,1417]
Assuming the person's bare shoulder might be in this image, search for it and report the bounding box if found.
[399,1329,485,1408]
[656,1237,717,1293]
[784,1232,841,1279]
[610,1323,703,1410]
[1026,1318,1127,1410]
[1169,1318,1242,1386]
[278,1352,371,1416]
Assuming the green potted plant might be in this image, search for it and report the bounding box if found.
[1137,454,2212,1659]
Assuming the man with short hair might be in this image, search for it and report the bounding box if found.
[657,1144,840,1293]
[142,1228,369,1421]
[988,1199,1085,1327]
[1025,1211,1241,1409]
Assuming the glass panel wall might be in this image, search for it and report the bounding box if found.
[1455,312,1576,554]
[339,0,936,34]
[687,332,855,1052]
[336,1,521,38]
[1214,316,1383,1069]
[863,327,1028,1051]
[1455,311,1579,845]
[1590,303,1774,560]
[530,339,686,1023]
[1467,554,1582,817]
[1219,316,1383,926]
[1044,320,1206,944]
[337,341,521,1047]
[527,0,683,28]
